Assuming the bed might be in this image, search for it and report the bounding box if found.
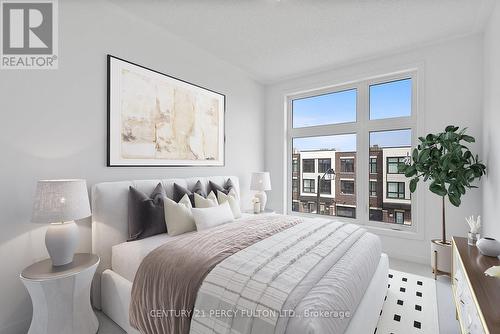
[91,176,388,334]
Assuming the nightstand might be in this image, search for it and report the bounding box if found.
[20,253,100,334]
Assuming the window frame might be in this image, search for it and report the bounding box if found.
[369,157,377,174]
[302,179,315,193]
[302,159,315,173]
[340,158,355,173]
[387,157,406,174]
[318,158,331,173]
[286,68,423,239]
[387,181,405,199]
[369,181,377,197]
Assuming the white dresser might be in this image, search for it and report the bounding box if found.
[452,237,500,334]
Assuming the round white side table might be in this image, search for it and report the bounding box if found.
[20,253,100,334]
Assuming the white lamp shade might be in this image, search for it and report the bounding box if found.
[250,172,272,191]
[32,179,91,224]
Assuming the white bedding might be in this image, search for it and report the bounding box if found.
[112,213,256,282]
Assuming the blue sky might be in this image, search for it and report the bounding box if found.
[293,79,411,151]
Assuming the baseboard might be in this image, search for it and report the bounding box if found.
[0,318,30,334]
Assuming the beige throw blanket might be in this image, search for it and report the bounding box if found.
[129,215,302,334]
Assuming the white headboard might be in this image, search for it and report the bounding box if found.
[90,176,239,309]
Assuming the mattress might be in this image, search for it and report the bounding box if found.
[112,213,256,282]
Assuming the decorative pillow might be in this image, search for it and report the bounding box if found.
[208,179,236,197]
[192,202,234,231]
[164,194,196,236]
[217,189,242,219]
[128,183,167,241]
[173,181,206,206]
[194,191,218,208]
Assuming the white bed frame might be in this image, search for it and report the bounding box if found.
[91,176,388,333]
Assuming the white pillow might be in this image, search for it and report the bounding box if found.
[194,191,218,208]
[217,189,242,219]
[164,194,196,236]
[192,202,234,231]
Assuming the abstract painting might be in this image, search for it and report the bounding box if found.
[107,55,225,166]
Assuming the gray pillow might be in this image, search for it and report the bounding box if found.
[208,179,235,196]
[173,181,206,206]
[128,183,167,241]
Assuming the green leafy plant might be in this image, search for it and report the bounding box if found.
[400,125,486,244]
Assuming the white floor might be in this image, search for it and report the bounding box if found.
[95,258,460,334]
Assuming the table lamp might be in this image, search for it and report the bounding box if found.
[31,179,91,266]
[250,172,271,212]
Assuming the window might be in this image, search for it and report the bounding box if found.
[292,89,356,128]
[337,206,355,218]
[340,180,354,195]
[302,159,315,173]
[318,158,331,173]
[387,157,407,174]
[370,79,411,120]
[292,135,356,218]
[303,179,315,193]
[288,71,416,231]
[395,211,405,224]
[387,182,405,199]
[320,180,331,194]
[369,158,377,173]
[340,158,354,173]
[292,159,299,173]
[370,129,412,225]
[292,201,299,212]
[369,181,377,196]
[292,180,299,193]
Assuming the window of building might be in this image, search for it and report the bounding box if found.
[387,157,407,174]
[292,201,299,212]
[292,159,299,173]
[395,211,405,224]
[303,179,315,193]
[320,180,331,194]
[337,206,355,218]
[387,182,405,199]
[369,181,377,196]
[292,180,299,193]
[302,159,315,173]
[288,71,416,231]
[369,158,377,173]
[340,158,354,173]
[340,180,354,194]
[318,158,331,173]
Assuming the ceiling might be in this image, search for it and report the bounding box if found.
[110,0,495,84]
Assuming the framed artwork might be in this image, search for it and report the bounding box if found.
[107,55,225,167]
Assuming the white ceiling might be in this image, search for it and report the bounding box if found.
[110,0,495,84]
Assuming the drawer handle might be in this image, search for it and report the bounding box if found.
[460,299,465,305]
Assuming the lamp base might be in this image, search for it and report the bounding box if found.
[45,221,79,266]
[255,191,267,212]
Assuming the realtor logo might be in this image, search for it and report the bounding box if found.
[1,0,58,69]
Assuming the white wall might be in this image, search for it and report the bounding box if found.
[482,4,500,240]
[0,1,264,333]
[265,34,484,265]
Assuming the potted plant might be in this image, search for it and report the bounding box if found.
[400,125,486,278]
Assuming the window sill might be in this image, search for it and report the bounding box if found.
[287,212,423,241]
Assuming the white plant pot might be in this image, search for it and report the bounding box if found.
[430,239,452,275]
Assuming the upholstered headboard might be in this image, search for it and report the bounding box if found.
[90,176,239,309]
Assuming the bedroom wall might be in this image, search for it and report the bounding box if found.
[482,3,500,240]
[264,34,484,265]
[0,1,264,333]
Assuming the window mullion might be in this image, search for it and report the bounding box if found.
[356,82,369,224]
